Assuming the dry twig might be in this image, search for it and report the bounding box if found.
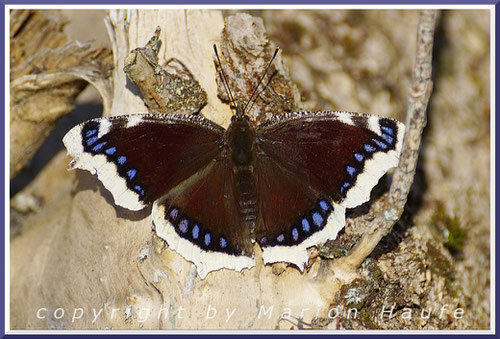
[333,10,437,273]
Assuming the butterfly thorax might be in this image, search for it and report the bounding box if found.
[227,115,255,167]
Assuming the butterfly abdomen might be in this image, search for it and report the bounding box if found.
[233,168,257,230]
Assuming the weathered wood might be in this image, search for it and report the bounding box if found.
[9,10,113,178]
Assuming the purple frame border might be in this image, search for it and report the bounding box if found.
[1,1,498,337]
[0,0,499,4]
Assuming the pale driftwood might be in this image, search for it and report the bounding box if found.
[123,26,208,116]
[104,10,232,126]
[216,13,301,123]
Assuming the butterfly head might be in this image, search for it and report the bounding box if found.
[233,102,249,121]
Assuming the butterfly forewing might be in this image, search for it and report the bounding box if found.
[256,111,404,208]
[63,114,225,210]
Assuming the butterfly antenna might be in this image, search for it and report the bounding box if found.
[246,69,277,115]
[213,44,236,110]
[243,47,280,114]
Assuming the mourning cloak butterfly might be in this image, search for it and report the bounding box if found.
[63,49,405,279]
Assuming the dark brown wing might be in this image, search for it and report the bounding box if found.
[64,113,255,278]
[63,113,225,210]
[254,111,404,268]
[152,159,255,279]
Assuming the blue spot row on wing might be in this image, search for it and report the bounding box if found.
[105,146,117,155]
[165,206,235,255]
[261,199,334,247]
[134,185,145,196]
[178,219,189,233]
[86,136,98,147]
[192,224,200,239]
[380,124,394,136]
[373,138,388,150]
[81,121,145,198]
[301,218,310,232]
[346,165,356,177]
[127,169,137,180]
[354,153,364,162]
[85,129,98,138]
[364,144,376,153]
[82,122,100,149]
[340,181,351,194]
[91,141,107,152]
[379,119,397,145]
[339,119,398,198]
[117,155,127,166]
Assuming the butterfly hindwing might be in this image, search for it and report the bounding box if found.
[63,113,225,211]
[254,155,346,269]
[152,159,255,279]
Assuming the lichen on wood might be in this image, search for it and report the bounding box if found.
[123,27,207,115]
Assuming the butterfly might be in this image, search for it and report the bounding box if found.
[63,47,405,279]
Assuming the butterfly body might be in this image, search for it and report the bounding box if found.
[225,113,259,243]
[64,109,404,278]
